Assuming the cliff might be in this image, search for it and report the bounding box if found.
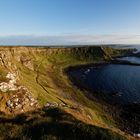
[0,46,134,140]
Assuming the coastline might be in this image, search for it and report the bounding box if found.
[0,46,136,139]
[65,61,140,135]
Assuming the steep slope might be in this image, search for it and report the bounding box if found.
[0,46,135,140]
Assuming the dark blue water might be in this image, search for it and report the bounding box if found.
[69,62,140,104]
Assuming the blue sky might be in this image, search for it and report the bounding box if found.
[0,0,140,45]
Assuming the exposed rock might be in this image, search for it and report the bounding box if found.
[5,82,38,113]
[13,98,19,102]
[16,104,22,109]
[59,103,66,107]
[25,98,29,103]
[84,69,90,74]
[0,82,10,92]
[20,55,34,70]
[30,102,34,106]
[6,72,16,80]
[0,72,18,92]
[44,102,57,108]
[133,133,140,138]
[44,103,51,108]
[87,115,92,120]
[44,102,70,109]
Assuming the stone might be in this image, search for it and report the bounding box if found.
[15,102,18,106]
[15,104,22,109]
[24,98,29,102]
[6,72,16,80]
[13,98,19,102]
[0,82,9,92]
[59,103,66,107]
[134,133,140,138]
[84,69,90,74]
[30,98,35,102]
[87,115,92,120]
[9,79,16,85]
[52,102,58,107]
[30,102,34,106]
[0,72,18,92]
[50,103,55,107]
[6,100,11,107]
[9,86,18,91]
[3,75,38,112]
[44,103,50,107]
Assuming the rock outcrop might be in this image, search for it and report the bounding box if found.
[0,71,38,113]
[0,72,18,92]
[6,86,38,113]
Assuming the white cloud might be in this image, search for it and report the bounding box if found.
[0,35,140,45]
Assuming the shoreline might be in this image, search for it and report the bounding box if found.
[65,60,140,135]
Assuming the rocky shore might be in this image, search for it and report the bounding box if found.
[66,61,140,138]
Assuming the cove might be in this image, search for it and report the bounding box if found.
[68,63,140,105]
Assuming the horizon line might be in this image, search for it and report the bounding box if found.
[0,34,140,45]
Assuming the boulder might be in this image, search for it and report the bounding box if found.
[0,82,9,92]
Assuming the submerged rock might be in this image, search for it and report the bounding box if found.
[84,69,90,74]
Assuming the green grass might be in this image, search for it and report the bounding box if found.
[0,46,134,140]
[0,108,126,140]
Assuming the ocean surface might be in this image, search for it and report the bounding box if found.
[68,57,140,105]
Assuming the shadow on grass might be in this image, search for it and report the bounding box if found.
[0,108,126,140]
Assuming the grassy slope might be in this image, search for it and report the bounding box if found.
[0,46,135,140]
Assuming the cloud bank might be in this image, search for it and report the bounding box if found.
[0,35,140,45]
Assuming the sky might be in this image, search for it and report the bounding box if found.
[0,0,140,45]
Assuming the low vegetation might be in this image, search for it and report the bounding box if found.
[0,46,135,140]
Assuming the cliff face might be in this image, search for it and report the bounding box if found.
[0,46,133,113]
[0,47,100,113]
[0,46,133,140]
[0,46,132,68]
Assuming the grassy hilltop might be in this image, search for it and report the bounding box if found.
[0,46,135,140]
